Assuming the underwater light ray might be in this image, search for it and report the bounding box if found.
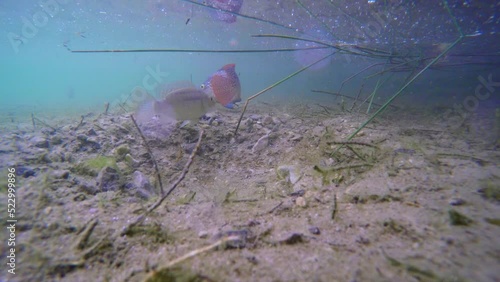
[178,0,296,31]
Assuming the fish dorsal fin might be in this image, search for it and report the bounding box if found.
[156,81,196,99]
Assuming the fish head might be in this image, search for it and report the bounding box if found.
[201,64,241,109]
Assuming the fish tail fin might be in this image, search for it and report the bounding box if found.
[135,99,157,124]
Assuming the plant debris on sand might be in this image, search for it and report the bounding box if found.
[0,100,498,282]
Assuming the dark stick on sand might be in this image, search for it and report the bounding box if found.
[120,128,204,236]
[74,115,84,130]
[31,113,36,130]
[129,114,164,196]
[104,102,110,115]
[32,114,58,132]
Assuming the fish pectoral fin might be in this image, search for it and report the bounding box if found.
[224,103,240,109]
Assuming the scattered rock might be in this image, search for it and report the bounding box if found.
[50,135,63,145]
[198,231,209,239]
[289,133,302,142]
[78,183,99,195]
[73,194,86,201]
[312,126,325,137]
[262,116,274,126]
[252,134,269,153]
[96,166,121,192]
[52,170,70,179]
[87,128,97,136]
[278,233,305,245]
[16,166,36,178]
[449,198,466,206]
[132,171,154,194]
[295,196,307,207]
[308,226,321,235]
[30,136,49,148]
[214,229,252,249]
[77,135,101,152]
[249,114,261,121]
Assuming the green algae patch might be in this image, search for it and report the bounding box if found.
[72,156,118,177]
[478,180,500,202]
[485,218,500,226]
[449,210,473,226]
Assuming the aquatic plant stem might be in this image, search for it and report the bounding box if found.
[234,52,336,135]
[336,0,465,146]
[130,114,164,196]
[178,0,296,31]
[69,46,330,54]
[343,36,463,144]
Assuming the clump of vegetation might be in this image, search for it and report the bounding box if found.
[449,210,473,226]
[478,179,500,202]
[125,223,174,245]
[72,156,118,176]
[484,218,500,226]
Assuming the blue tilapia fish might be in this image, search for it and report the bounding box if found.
[136,64,241,123]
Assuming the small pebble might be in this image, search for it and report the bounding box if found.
[449,198,466,206]
[198,231,209,238]
[252,134,269,153]
[295,196,307,207]
[52,170,70,179]
[30,136,49,148]
[308,226,320,235]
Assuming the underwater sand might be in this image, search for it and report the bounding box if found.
[0,99,499,282]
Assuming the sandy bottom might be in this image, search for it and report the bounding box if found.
[0,100,499,282]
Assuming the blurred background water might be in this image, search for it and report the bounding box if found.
[1,0,499,122]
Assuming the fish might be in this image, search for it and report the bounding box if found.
[201,64,241,109]
[136,64,241,124]
[207,0,243,23]
[136,86,216,123]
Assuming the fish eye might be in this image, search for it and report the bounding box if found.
[200,84,205,89]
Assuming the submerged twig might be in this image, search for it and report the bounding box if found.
[143,235,239,281]
[331,194,337,220]
[104,102,110,115]
[327,140,379,149]
[70,46,329,54]
[120,129,204,236]
[74,115,85,131]
[75,218,98,250]
[32,115,58,132]
[314,163,373,173]
[31,113,36,130]
[234,52,336,135]
[130,114,164,196]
